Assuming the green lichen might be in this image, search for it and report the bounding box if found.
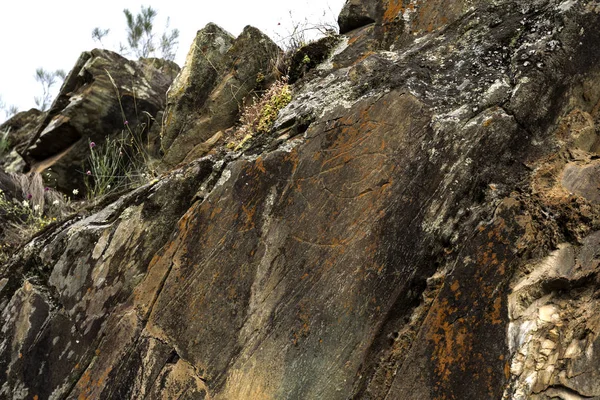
[255,83,292,134]
[228,78,293,150]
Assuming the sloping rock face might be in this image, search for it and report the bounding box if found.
[23,49,178,194]
[160,24,281,167]
[2,1,600,399]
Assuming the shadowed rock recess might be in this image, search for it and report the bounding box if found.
[2,0,600,399]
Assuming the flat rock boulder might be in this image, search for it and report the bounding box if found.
[160,24,281,167]
[23,49,179,194]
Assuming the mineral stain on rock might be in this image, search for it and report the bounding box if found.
[2,0,600,399]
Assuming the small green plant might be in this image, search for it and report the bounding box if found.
[229,78,292,150]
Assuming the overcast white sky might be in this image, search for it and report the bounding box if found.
[0,0,345,121]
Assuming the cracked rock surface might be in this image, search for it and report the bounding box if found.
[2,1,600,399]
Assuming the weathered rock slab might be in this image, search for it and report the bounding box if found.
[23,49,178,194]
[160,24,281,167]
[3,1,600,399]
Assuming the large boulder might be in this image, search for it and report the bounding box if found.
[160,23,235,151]
[338,0,378,34]
[160,24,281,167]
[23,49,179,194]
[3,1,600,399]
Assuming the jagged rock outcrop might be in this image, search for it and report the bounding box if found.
[0,109,44,172]
[160,24,281,167]
[2,1,600,399]
[23,49,179,194]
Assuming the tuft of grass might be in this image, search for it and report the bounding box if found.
[269,8,339,77]
[83,70,158,200]
[0,173,72,264]
[84,137,127,199]
[228,77,292,151]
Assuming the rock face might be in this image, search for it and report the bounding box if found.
[2,1,600,399]
[160,24,281,167]
[0,109,44,172]
[23,49,179,194]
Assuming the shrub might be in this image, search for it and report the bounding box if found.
[34,68,66,111]
[93,5,179,61]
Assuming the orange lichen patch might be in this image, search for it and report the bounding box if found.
[351,51,377,66]
[394,0,465,35]
[347,28,370,46]
[383,0,410,24]
[77,370,92,400]
[241,204,257,230]
[423,197,528,397]
[426,298,471,382]
[450,280,460,292]
[76,365,113,399]
[227,286,237,300]
[33,396,38,400]
[255,157,266,173]
[490,296,503,325]
[478,249,499,268]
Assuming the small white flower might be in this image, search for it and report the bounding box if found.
[22,200,29,207]
[52,200,60,206]
[33,204,41,211]
[106,184,111,189]
[72,189,79,195]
